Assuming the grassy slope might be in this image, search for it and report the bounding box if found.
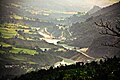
[0,23,38,55]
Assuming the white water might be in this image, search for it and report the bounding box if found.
[38,30,62,45]
[38,30,95,60]
[38,31,52,39]
[42,38,61,45]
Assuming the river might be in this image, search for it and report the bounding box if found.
[37,30,95,66]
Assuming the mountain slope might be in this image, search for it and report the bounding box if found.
[87,6,101,15]
[65,5,101,25]
[68,1,120,57]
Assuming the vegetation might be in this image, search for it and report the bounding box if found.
[0,27,17,38]
[10,14,23,20]
[0,22,38,55]
[0,23,29,39]
[0,42,11,47]
[10,47,38,55]
[12,56,120,80]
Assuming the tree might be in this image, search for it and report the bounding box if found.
[95,19,120,48]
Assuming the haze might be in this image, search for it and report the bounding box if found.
[24,0,120,12]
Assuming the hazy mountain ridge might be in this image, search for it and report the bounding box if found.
[68,1,120,57]
[87,6,101,15]
[91,1,120,17]
[65,5,101,25]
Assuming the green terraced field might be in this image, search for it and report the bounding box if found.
[0,23,31,39]
[0,27,17,38]
[10,47,38,55]
[0,42,12,53]
[0,42,11,47]
[0,42,38,55]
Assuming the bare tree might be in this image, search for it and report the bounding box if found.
[95,19,120,48]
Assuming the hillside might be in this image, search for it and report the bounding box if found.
[87,6,101,15]
[65,5,101,25]
[67,1,120,57]
[12,56,120,80]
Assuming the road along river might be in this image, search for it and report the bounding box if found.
[37,30,95,66]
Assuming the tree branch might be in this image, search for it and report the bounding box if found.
[95,19,120,37]
[95,19,120,48]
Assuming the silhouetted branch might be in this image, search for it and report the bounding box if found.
[95,19,120,48]
[95,19,120,37]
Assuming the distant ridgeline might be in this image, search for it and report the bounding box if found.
[67,1,120,58]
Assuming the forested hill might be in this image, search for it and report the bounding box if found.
[12,56,120,80]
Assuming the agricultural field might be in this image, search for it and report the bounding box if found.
[10,47,38,55]
[0,23,37,55]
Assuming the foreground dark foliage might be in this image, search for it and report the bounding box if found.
[12,56,120,80]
